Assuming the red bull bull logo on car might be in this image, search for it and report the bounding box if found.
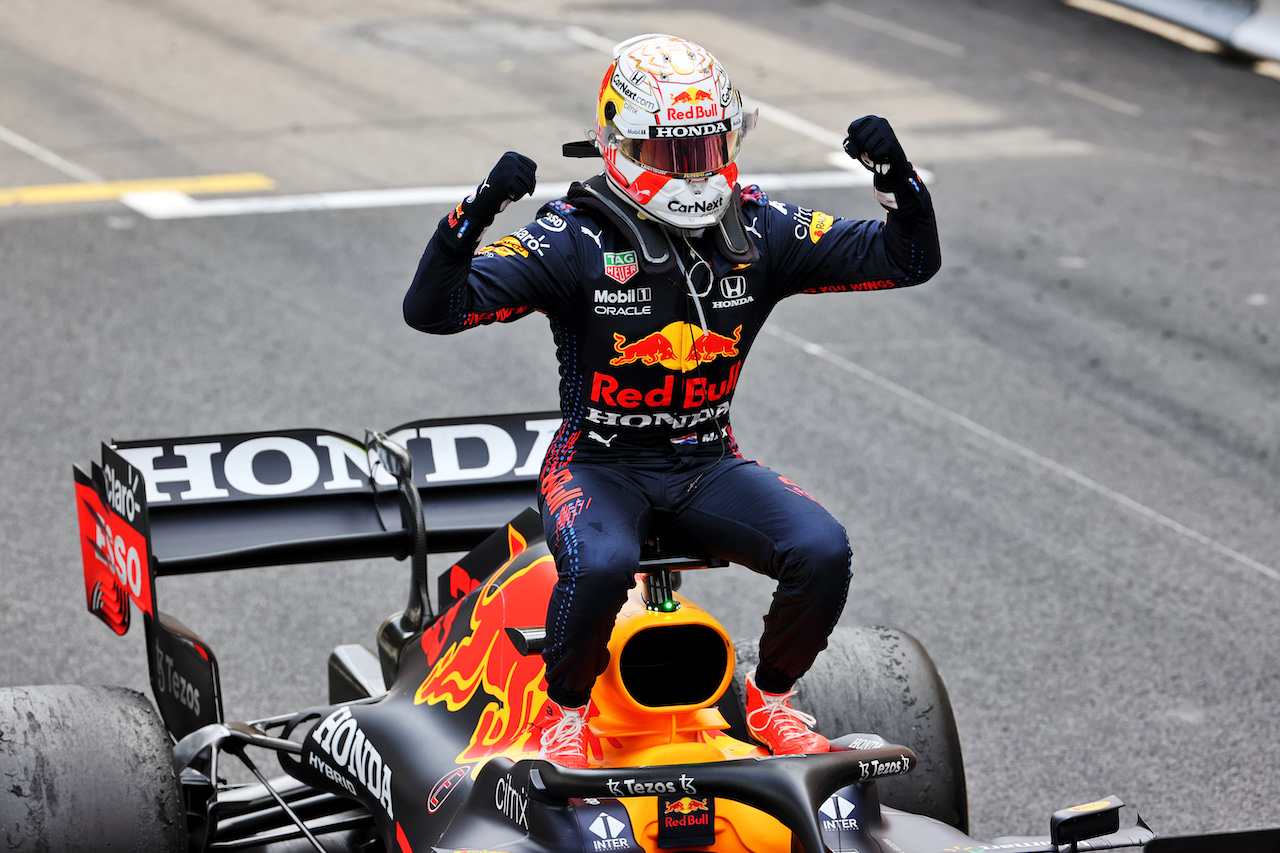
[664,797,709,814]
[415,528,568,765]
[610,322,741,372]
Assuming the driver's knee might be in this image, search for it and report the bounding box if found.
[778,520,852,596]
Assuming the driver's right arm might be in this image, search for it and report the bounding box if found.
[404,152,562,334]
[404,227,540,334]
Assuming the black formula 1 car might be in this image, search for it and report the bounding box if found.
[2,412,1275,853]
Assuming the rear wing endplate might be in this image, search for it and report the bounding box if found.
[72,411,559,738]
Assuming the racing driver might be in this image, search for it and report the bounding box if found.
[404,34,940,768]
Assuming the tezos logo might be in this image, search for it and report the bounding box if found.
[605,774,696,797]
[856,754,912,781]
[153,647,201,716]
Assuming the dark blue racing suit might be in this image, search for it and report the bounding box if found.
[405,174,939,707]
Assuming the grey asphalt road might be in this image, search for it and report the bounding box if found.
[1,0,1277,843]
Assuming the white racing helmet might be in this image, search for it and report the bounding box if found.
[594,34,757,229]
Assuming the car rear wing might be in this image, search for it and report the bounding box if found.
[77,411,559,573]
[72,411,560,739]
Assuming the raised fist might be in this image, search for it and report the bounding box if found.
[843,116,908,178]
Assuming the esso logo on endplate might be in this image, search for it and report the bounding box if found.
[96,516,144,598]
[97,459,145,598]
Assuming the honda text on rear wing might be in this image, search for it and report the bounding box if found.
[73,411,560,740]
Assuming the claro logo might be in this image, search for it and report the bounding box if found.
[114,417,561,504]
[102,461,141,522]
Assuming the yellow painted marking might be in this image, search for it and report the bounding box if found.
[0,173,276,207]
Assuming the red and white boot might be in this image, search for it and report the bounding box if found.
[744,671,830,755]
[534,700,592,769]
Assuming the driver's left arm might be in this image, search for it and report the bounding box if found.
[765,115,940,296]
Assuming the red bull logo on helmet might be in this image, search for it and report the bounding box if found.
[671,87,712,105]
[667,88,718,121]
[610,322,741,372]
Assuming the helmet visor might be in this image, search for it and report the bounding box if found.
[617,129,741,178]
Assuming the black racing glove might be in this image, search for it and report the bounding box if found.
[436,151,537,254]
[843,116,922,214]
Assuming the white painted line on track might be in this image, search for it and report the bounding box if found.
[564,25,617,54]
[764,323,1280,584]
[1026,70,1143,116]
[119,170,893,220]
[0,124,104,183]
[747,99,846,150]
[1056,80,1144,116]
[122,184,497,219]
[824,4,968,58]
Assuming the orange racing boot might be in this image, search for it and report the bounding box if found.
[534,700,592,769]
[744,671,830,755]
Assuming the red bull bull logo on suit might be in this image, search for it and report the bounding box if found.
[589,322,745,434]
[610,322,741,372]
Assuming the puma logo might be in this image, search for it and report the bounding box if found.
[588,431,617,447]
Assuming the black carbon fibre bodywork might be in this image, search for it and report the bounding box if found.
[65,414,1267,853]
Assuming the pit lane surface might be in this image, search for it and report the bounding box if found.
[2,0,1277,842]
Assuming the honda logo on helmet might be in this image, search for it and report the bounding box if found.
[651,121,730,139]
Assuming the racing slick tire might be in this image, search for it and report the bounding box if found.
[0,684,186,852]
[727,626,968,833]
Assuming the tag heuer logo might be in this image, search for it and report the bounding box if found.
[603,251,639,284]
